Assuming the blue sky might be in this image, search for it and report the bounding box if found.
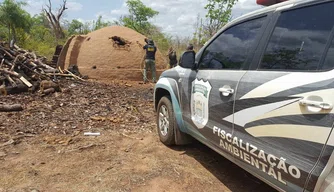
[17,0,261,37]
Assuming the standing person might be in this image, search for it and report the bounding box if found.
[179,44,196,68]
[143,39,157,83]
[167,47,178,68]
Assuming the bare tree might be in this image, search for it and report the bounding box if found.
[43,0,67,40]
[193,13,205,49]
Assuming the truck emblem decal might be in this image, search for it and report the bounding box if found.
[191,79,212,129]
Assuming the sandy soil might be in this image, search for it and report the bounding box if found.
[0,80,276,192]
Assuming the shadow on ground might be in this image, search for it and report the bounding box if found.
[171,141,277,192]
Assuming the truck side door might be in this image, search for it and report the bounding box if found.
[230,2,334,191]
[185,15,269,153]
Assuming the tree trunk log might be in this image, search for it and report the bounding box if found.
[0,68,20,78]
[5,84,28,94]
[40,80,60,92]
[43,68,58,73]
[42,87,55,96]
[0,85,7,95]
[35,59,55,70]
[0,104,23,112]
[5,74,17,87]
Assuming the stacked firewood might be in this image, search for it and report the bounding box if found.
[0,42,83,96]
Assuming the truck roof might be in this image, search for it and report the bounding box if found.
[203,0,324,48]
[231,0,318,25]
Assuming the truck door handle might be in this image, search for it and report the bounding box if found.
[299,99,332,110]
[219,86,234,97]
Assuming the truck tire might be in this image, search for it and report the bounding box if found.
[156,96,175,145]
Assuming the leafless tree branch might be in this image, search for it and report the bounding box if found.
[43,0,67,40]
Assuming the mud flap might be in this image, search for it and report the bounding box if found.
[174,118,192,145]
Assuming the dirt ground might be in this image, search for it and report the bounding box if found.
[0,79,276,192]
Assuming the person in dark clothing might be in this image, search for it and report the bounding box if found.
[179,44,196,69]
[143,39,157,83]
[167,47,178,68]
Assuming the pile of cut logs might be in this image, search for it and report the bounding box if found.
[0,42,83,96]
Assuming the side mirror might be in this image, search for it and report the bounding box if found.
[180,62,196,70]
[191,62,198,70]
[179,51,196,70]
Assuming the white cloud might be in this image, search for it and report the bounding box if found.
[24,0,263,37]
[23,0,83,16]
[110,9,127,15]
[111,0,262,37]
[234,0,259,10]
[110,1,128,16]
[24,0,44,16]
[232,0,260,19]
[141,0,207,37]
[95,11,117,22]
[177,14,197,26]
[67,1,83,12]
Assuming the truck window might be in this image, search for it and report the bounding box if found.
[259,2,334,71]
[199,17,266,70]
[322,38,334,70]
